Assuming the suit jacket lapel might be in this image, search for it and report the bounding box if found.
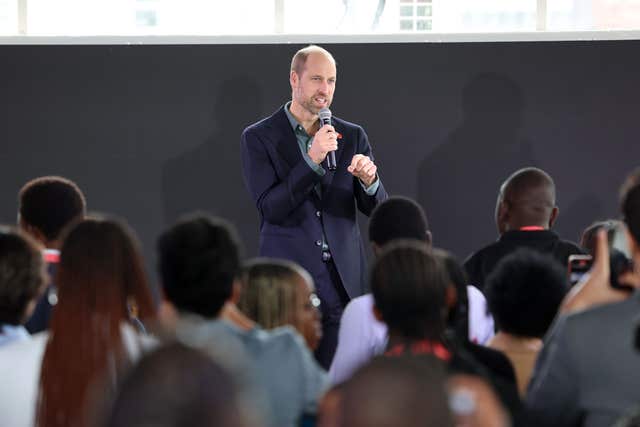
[268,107,322,203]
[267,107,303,170]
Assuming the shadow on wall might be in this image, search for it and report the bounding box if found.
[417,72,537,260]
[162,75,262,255]
[555,194,605,246]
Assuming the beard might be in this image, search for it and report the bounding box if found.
[295,89,332,116]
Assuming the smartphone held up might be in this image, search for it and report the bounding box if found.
[570,220,634,291]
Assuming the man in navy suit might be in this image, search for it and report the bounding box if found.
[241,45,387,368]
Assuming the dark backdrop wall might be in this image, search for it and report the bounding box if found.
[2,41,639,287]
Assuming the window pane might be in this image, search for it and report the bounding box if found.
[417,5,432,16]
[400,19,414,30]
[26,0,276,35]
[400,5,413,17]
[431,0,536,32]
[0,0,18,34]
[548,0,640,30]
[4,0,640,36]
[416,19,431,30]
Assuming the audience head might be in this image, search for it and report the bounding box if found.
[0,228,46,327]
[37,216,155,427]
[371,240,448,341]
[105,343,249,427]
[158,213,242,319]
[368,196,431,254]
[340,355,453,427]
[18,176,86,248]
[495,167,558,234]
[238,258,322,350]
[485,248,567,338]
[580,220,617,256]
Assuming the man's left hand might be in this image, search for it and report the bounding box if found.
[348,154,378,187]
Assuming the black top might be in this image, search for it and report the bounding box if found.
[464,230,584,292]
[24,263,57,334]
[454,338,522,424]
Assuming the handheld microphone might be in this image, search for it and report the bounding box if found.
[318,108,337,171]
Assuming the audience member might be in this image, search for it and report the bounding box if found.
[464,167,583,292]
[370,241,518,422]
[0,217,156,427]
[329,196,496,384]
[485,248,568,396]
[18,176,87,333]
[157,213,328,427]
[0,228,47,346]
[580,219,615,255]
[339,355,454,427]
[104,342,252,427]
[238,258,322,351]
[37,217,156,427]
[526,170,640,426]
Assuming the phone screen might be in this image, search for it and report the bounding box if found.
[607,222,635,290]
[568,255,593,286]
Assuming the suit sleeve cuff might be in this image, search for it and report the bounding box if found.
[360,176,379,195]
[303,152,326,176]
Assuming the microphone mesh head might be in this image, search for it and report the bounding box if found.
[318,108,332,122]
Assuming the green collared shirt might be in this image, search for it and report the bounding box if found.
[284,102,380,195]
[284,101,326,177]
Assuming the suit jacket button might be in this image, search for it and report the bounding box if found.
[315,240,322,246]
[316,211,321,217]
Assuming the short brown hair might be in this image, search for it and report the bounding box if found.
[290,45,336,76]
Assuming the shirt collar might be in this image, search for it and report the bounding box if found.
[284,101,310,136]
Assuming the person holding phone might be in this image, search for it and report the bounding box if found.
[526,170,640,427]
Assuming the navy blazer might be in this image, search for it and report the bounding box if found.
[241,106,387,298]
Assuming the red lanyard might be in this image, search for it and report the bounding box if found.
[385,340,451,362]
[43,249,60,263]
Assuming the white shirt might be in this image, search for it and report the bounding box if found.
[0,332,47,427]
[328,285,494,384]
[0,324,154,427]
[0,324,30,347]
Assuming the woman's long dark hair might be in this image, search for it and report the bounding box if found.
[36,217,155,427]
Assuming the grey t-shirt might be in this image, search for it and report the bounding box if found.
[175,316,328,427]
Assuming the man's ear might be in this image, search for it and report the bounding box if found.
[425,230,433,247]
[19,219,47,246]
[372,304,384,323]
[548,206,559,228]
[496,200,509,233]
[290,70,299,89]
[229,280,242,304]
